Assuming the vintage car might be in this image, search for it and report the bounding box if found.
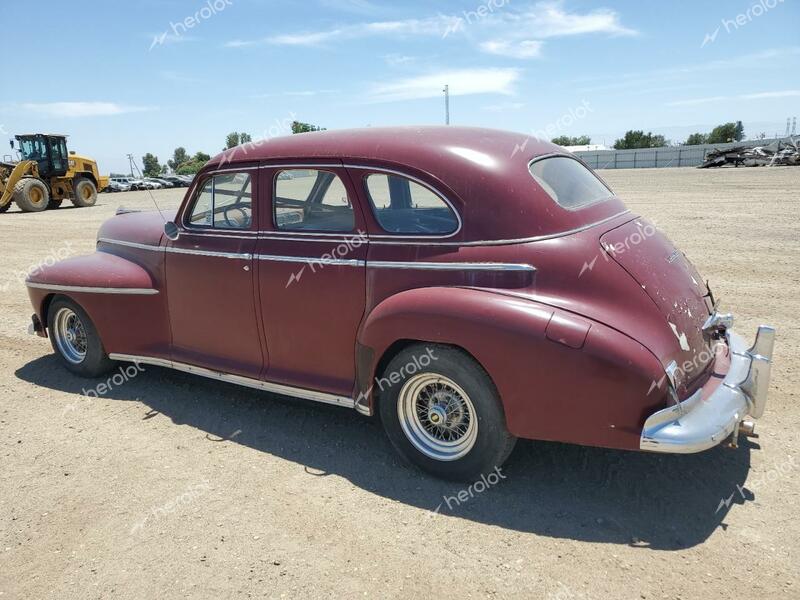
[25,127,775,480]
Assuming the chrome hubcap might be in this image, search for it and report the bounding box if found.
[53,307,87,364]
[398,373,478,461]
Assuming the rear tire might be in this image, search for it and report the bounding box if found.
[13,178,49,212]
[47,296,115,377]
[378,344,517,481]
[72,177,98,208]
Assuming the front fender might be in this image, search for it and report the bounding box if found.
[26,250,170,358]
[357,286,666,450]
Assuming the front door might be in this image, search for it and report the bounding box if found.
[166,169,265,379]
[255,165,367,397]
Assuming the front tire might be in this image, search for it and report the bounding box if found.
[47,296,115,377]
[378,344,517,481]
[13,178,49,212]
[72,177,98,207]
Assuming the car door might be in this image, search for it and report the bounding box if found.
[255,164,367,398]
[166,168,265,379]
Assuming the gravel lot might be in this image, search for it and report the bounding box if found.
[1,166,798,599]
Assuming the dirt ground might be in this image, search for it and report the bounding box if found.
[1,166,798,599]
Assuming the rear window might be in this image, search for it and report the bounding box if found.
[528,156,613,210]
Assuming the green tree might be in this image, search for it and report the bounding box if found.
[175,151,211,175]
[168,147,189,171]
[613,130,669,150]
[240,132,252,144]
[142,153,161,177]
[684,133,709,145]
[193,151,211,162]
[291,121,325,134]
[225,132,240,149]
[707,122,744,144]
[551,135,592,146]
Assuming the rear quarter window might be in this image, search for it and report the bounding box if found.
[528,156,614,210]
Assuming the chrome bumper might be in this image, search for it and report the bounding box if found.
[640,325,775,453]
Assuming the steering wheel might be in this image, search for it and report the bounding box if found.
[223,204,251,228]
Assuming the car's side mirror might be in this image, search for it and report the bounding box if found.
[164,221,180,241]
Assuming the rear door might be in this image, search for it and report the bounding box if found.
[255,164,368,397]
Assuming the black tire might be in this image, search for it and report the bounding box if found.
[378,344,517,481]
[47,296,115,377]
[47,197,63,209]
[72,177,98,208]
[13,178,49,212]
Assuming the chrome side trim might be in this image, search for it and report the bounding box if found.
[257,234,359,243]
[259,163,343,169]
[108,353,355,409]
[368,261,535,272]
[166,246,252,260]
[366,210,632,247]
[98,238,163,252]
[257,253,365,267]
[26,282,159,295]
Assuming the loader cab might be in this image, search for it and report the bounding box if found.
[14,134,69,178]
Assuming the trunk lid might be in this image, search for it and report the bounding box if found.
[600,218,713,384]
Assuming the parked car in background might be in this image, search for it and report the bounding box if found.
[24,127,775,481]
[145,178,174,188]
[103,180,131,193]
[128,179,158,190]
[160,176,190,187]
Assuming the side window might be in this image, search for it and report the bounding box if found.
[187,172,253,230]
[364,173,459,235]
[274,169,355,232]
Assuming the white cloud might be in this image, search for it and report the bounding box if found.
[20,102,155,118]
[384,54,416,66]
[480,40,543,59]
[225,1,637,57]
[367,68,521,103]
[667,90,800,107]
[482,101,526,112]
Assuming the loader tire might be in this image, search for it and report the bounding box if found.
[13,178,49,212]
[72,177,98,208]
[47,198,63,210]
[0,200,11,213]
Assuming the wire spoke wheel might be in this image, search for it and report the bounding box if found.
[397,373,478,461]
[52,307,88,364]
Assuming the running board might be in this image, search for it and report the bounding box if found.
[108,353,355,409]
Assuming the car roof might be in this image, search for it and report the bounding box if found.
[205,126,627,242]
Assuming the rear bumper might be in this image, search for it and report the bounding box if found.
[640,325,775,453]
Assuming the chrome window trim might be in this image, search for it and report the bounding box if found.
[366,210,631,246]
[257,234,357,243]
[368,261,535,272]
[183,171,255,234]
[257,254,365,267]
[527,153,615,212]
[259,162,343,169]
[108,353,355,409]
[26,282,159,295]
[344,164,463,240]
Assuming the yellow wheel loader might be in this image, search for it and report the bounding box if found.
[0,134,109,213]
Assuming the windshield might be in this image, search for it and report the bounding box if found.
[18,137,47,161]
[529,156,614,210]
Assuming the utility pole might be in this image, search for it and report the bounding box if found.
[126,153,136,177]
[443,85,450,125]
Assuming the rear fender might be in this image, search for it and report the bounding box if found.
[357,286,666,450]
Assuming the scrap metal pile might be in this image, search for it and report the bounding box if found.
[699,137,800,168]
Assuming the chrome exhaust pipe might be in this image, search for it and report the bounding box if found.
[740,419,757,437]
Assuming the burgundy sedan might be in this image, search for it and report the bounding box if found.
[26,127,775,480]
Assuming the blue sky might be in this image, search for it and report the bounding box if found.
[1,0,798,173]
